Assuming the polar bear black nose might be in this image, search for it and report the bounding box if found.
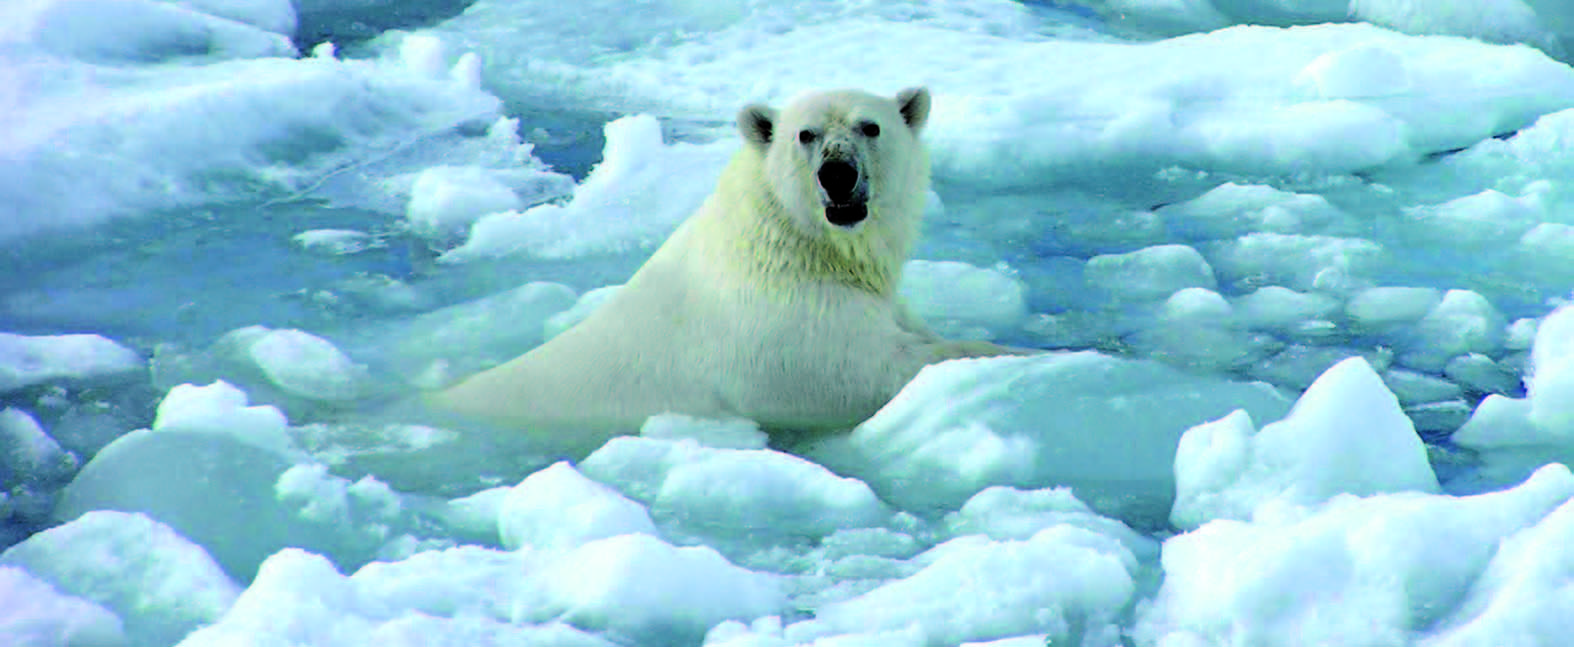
[817,160,859,203]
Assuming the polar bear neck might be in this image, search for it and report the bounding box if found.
[708,150,917,298]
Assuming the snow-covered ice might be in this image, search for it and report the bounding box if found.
[815,525,1137,646]
[943,486,1159,560]
[1158,182,1344,240]
[1084,244,1217,303]
[899,260,1029,340]
[581,436,892,540]
[1348,286,1445,331]
[347,280,580,387]
[406,165,524,243]
[1070,0,1574,58]
[0,510,239,646]
[1139,463,1574,646]
[0,408,78,489]
[0,565,127,647]
[1402,290,1509,373]
[175,547,619,647]
[516,533,785,646]
[230,326,370,402]
[1172,357,1439,529]
[804,351,1290,522]
[440,113,733,262]
[8,2,1574,646]
[0,333,143,393]
[496,461,655,550]
[1420,489,1574,646]
[149,380,295,457]
[637,413,769,450]
[0,20,508,241]
[1452,304,1574,489]
[1,0,297,65]
[292,228,377,256]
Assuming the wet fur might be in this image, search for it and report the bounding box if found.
[428,87,1032,453]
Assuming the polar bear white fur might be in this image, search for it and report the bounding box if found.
[428,87,1028,454]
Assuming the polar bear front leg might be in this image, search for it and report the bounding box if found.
[892,298,943,342]
[925,339,1042,362]
[892,301,1041,360]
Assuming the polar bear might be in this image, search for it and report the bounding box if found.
[428,87,1030,453]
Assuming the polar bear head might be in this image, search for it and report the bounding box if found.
[738,87,931,238]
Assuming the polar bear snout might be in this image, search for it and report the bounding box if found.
[817,159,863,202]
[817,159,869,226]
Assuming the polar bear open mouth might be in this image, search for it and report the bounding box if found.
[817,158,868,227]
[824,202,869,227]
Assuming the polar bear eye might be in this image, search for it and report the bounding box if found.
[859,121,880,138]
[798,129,818,145]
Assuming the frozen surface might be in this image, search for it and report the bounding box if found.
[637,413,769,450]
[1158,182,1343,240]
[1234,286,1339,333]
[1348,286,1444,331]
[52,392,416,584]
[1350,0,1561,53]
[1529,304,1574,426]
[1453,305,1574,489]
[1421,491,1574,646]
[1139,464,1574,646]
[1131,287,1262,370]
[1084,244,1216,303]
[1203,232,1383,292]
[1401,290,1508,373]
[816,526,1137,646]
[238,327,370,402]
[1069,0,1574,57]
[0,565,127,647]
[441,114,733,262]
[0,333,143,393]
[496,461,655,550]
[0,27,507,240]
[943,486,1160,560]
[345,281,579,387]
[804,351,1291,522]
[168,0,296,36]
[0,0,296,65]
[516,534,785,647]
[293,228,376,256]
[53,429,293,582]
[12,3,1574,646]
[424,15,1574,184]
[581,436,891,540]
[0,408,78,489]
[0,511,239,646]
[150,380,295,458]
[899,260,1029,340]
[406,164,572,245]
[177,547,618,647]
[1172,357,1440,529]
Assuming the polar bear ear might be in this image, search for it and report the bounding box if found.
[896,87,930,132]
[739,104,778,149]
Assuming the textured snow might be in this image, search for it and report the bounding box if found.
[9,3,1574,646]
